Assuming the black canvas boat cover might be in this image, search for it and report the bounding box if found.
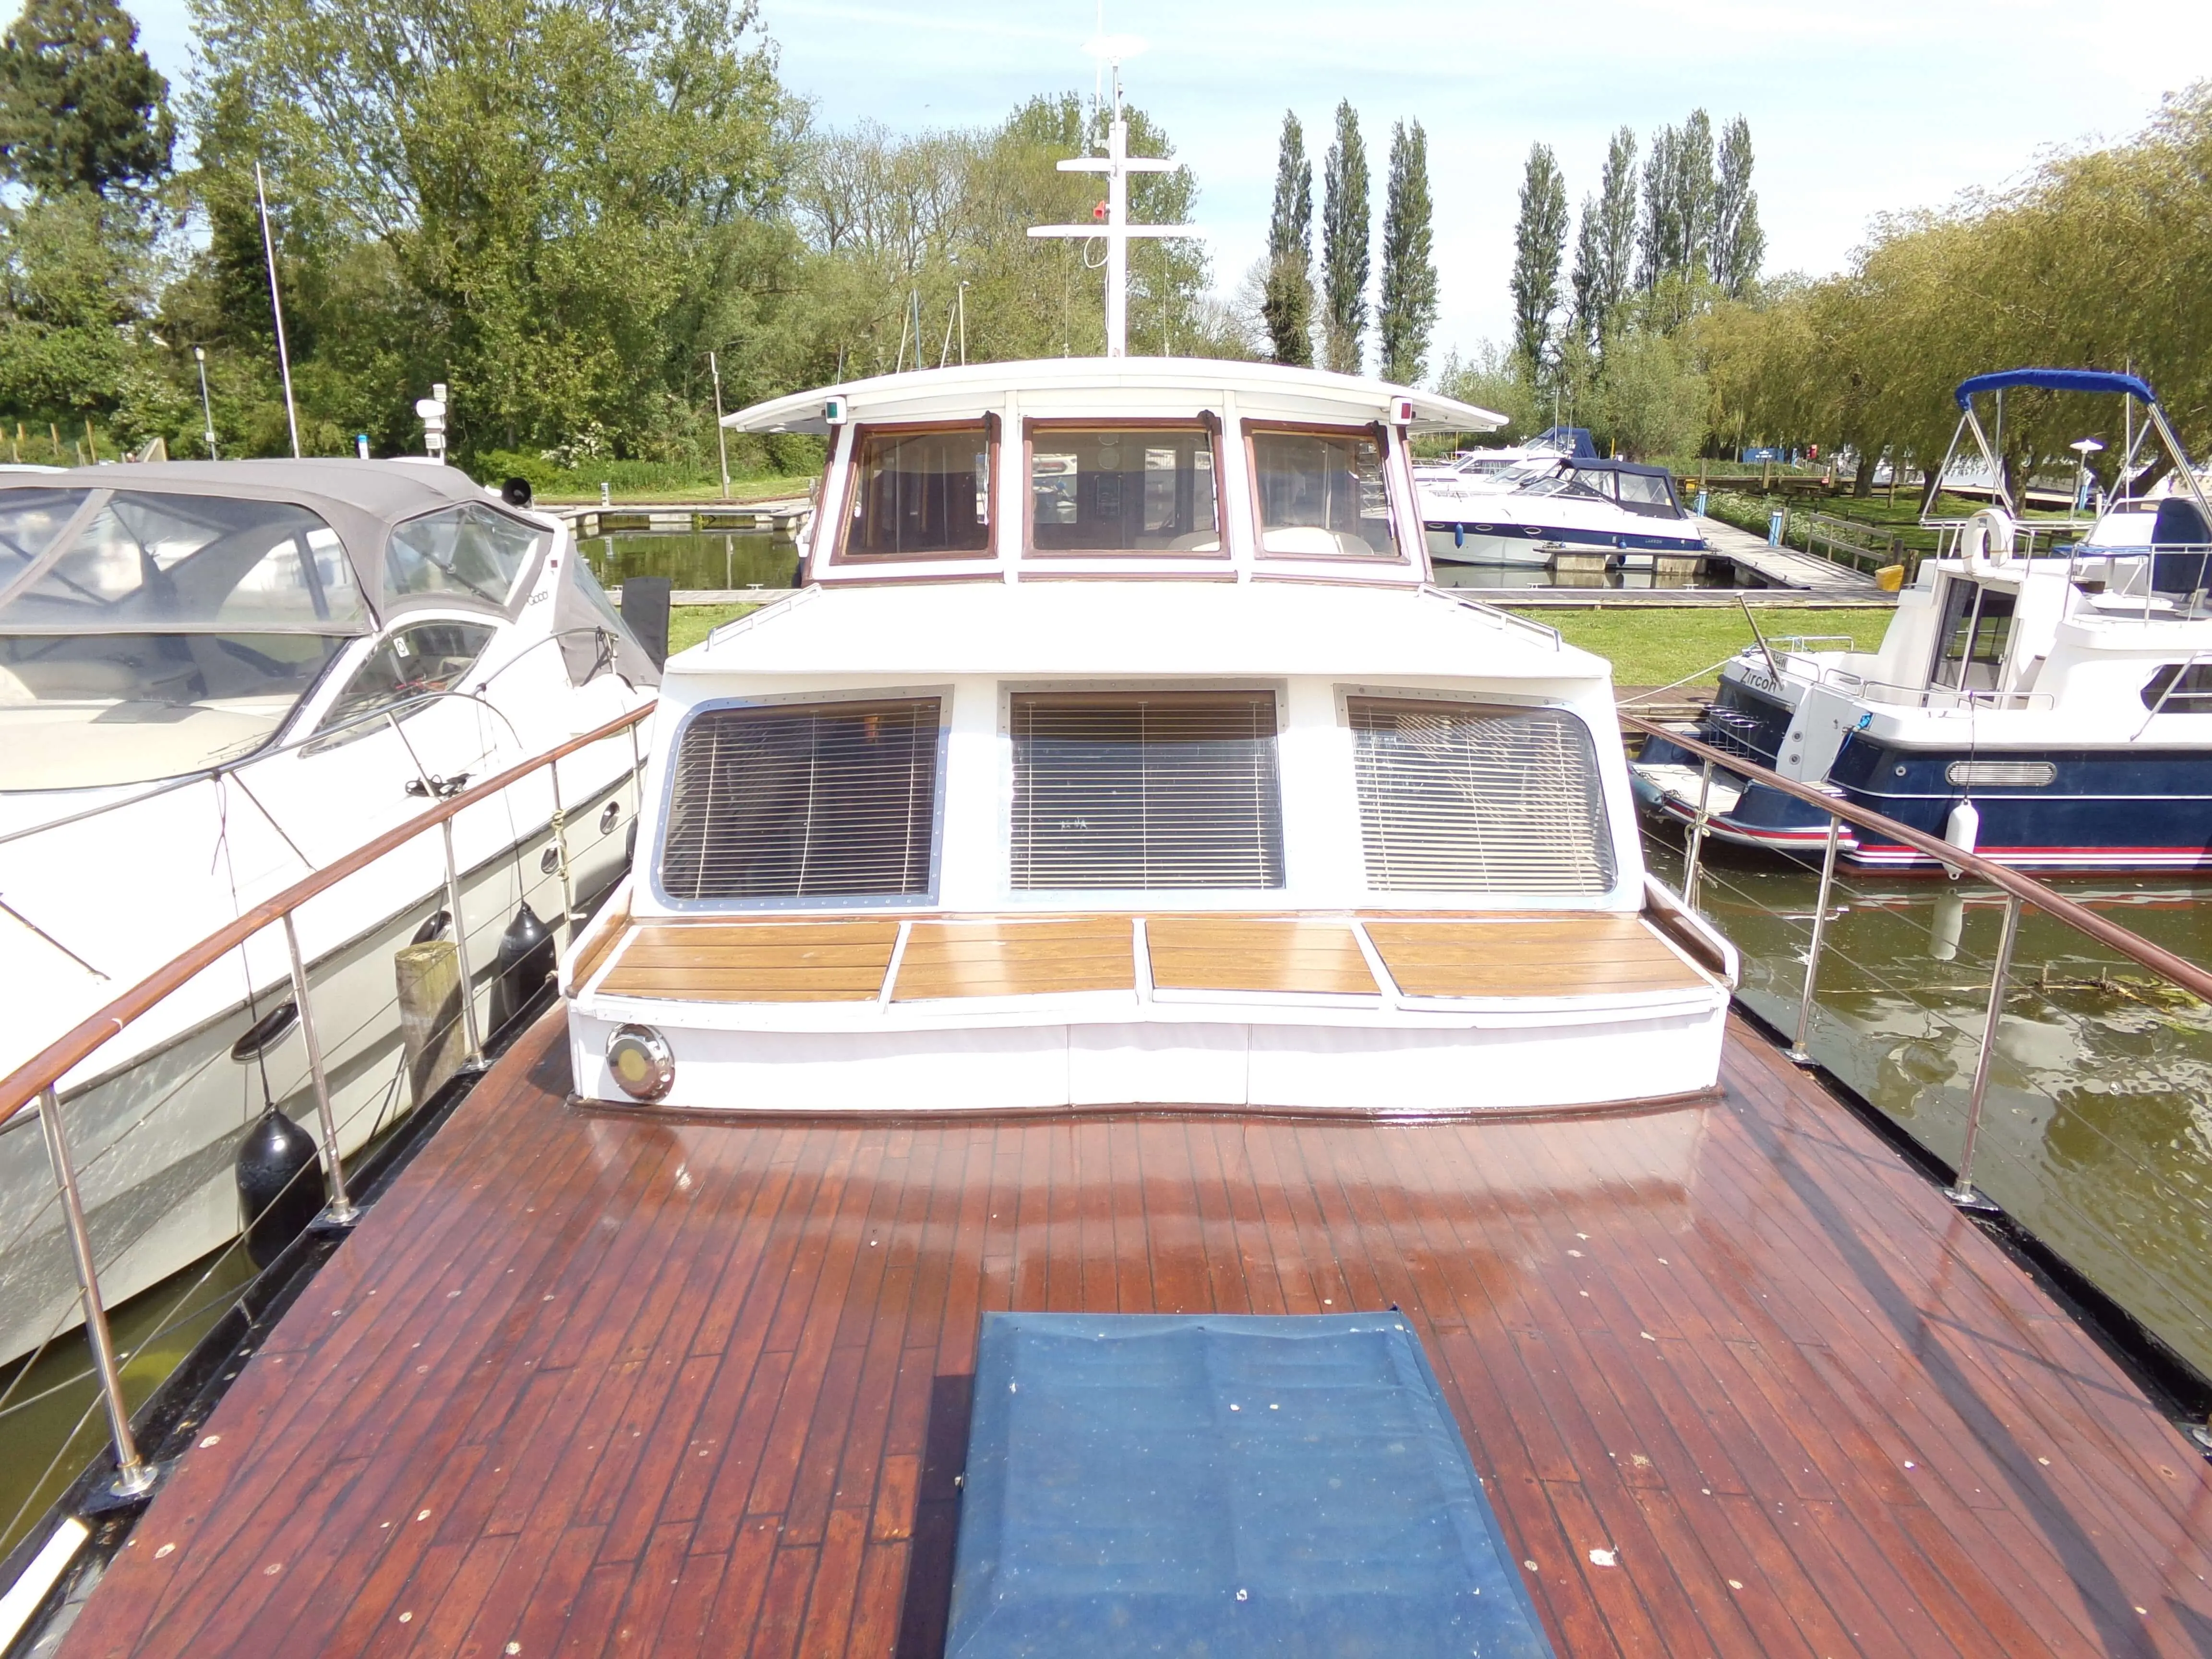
[945,1312,1555,1659]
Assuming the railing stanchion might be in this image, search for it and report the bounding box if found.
[1950,891,2023,1213]
[1789,812,1843,1066]
[546,759,575,949]
[442,817,483,1064]
[1683,756,1714,909]
[37,1087,155,1498]
[283,913,355,1226]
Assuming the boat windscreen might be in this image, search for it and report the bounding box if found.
[0,488,90,595]
[1613,470,1680,517]
[0,631,348,791]
[0,491,370,634]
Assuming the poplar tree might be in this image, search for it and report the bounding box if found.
[1320,99,1369,374]
[1377,118,1436,385]
[1261,109,1314,366]
[1508,142,1567,385]
[1674,109,1716,279]
[1711,115,1764,299]
[1568,125,1635,350]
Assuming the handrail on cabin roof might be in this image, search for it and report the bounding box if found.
[0,704,653,1131]
[1616,709,2212,1004]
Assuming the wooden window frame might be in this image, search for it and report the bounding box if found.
[1243,419,1411,566]
[1020,414,1228,562]
[830,416,1001,567]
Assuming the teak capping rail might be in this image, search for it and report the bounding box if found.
[1616,710,2212,1004]
[0,705,653,1132]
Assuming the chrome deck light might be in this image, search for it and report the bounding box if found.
[606,1024,675,1102]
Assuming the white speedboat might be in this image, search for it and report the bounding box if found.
[558,357,1735,1119]
[1633,367,2212,869]
[1423,455,1707,568]
[0,460,658,1362]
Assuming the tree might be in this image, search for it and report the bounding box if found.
[1508,142,1567,385]
[1377,119,1436,385]
[1261,110,1313,366]
[1569,125,1635,350]
[1712,115,1764,299]
[0,0,172,197]
[1320,100,1369,374]
[1673,109,1716,280]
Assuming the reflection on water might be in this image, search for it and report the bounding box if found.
[1430,558,1749,591]
[0,1244,256,1557]
[582,530,799,592]
[1655,829,2212,1381]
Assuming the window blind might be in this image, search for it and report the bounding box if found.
[1011,693,1284,890]
[660,698,941,900]
[1348,698,1615,894]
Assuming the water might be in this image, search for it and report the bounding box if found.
[0,1244,256,1557]
[1647,826,2212,1383]
[1430,558,1749,591]
[581,530,799,593]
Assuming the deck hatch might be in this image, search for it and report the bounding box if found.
[660,697,941,900]
[1349,697,1615,895]
[947,1311,1554,1659]
[1010,692,1285,890]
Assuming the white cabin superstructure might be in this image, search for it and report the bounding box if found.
[563,361,1733,1116]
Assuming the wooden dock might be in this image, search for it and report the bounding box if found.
[54,1009,2212,1657]
[553,498,812,539]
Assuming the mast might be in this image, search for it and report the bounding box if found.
[1028,51,1201,357]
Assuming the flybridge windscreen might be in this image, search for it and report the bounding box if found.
[945,1312,1555,1659]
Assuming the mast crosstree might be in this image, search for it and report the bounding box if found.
[1028,50,1202,358]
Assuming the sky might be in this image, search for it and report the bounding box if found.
[117,0,2212,367]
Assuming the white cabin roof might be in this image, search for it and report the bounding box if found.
[673,581,1599,683]
[722,357,1508,436]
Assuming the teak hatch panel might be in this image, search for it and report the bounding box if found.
[892,917,1135,1000]
[1365,915,1703,998]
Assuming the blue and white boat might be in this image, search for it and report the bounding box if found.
[1423,453,1706,568]
[1633,368,2212,870]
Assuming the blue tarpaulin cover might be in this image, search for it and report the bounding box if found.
[1954,368,2158,408]
[944,1312,1556,1659]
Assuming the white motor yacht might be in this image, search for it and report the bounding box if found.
[0,461,657,1362]
[1633,368,2212,869]
[558,357,1735,1118]
[1423,454,1707,569]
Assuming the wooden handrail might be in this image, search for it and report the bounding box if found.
[1619,710,2212,1004]
[0,705,652,1130]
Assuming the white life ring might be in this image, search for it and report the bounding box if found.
[1960,507,2016,573]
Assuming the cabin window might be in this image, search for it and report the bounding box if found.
[1612,471,1679,517]
[660,698,941,901]
[0,488,90,595]
[1348,697,1616,895]
[387,504,545,611]
[2141,663,2212,713]
[315,621,496,739]
[1028,425,1220,554]
[1248,426,1398,558]
[1010,692,1284,890]
[842,424,993,560]
[0,491,368,632]
[1931,580,2014,693]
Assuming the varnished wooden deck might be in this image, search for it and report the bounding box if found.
[60,1009,2212,1658]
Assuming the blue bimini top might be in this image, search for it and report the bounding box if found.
[1954,368,2158,409]
[945,1311,1557,1659]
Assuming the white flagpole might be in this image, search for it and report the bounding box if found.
[255,161,302,459]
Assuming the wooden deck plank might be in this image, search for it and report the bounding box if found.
[892,917,1135,1000]
[1366,917,1705,998]
[601,921,900,1002]
[1145,916,1378,996]
[61,1008,2212,1659]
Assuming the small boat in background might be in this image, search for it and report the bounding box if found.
[1633,367,2212,869]
[1425,452,1707,569]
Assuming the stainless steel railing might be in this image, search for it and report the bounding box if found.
[0,704,651,1526]
[1628,709,2212,1217]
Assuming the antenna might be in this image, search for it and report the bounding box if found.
[255,161,302,458]
[1028,42,1202,357]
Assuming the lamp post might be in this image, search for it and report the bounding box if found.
[194,347,217,459]
[2069,436,2105,516]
